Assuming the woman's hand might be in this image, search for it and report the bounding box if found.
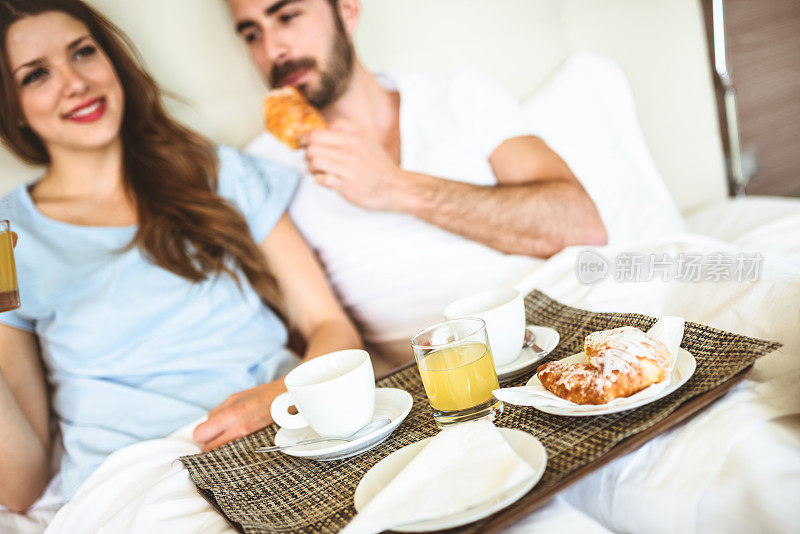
[192,379,287,451]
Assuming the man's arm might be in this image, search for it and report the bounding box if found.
[399,136,606,257]
[306,124,607,258]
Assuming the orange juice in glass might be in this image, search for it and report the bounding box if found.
[411,318,502,427]
[0,220,20,313]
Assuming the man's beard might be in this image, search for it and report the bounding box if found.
[269,23,354,109]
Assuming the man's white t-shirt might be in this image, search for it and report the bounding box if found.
[247,70,543,362]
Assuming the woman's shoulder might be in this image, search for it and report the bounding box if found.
[213,144,300,243]
[214,144,299,197]
[0,183,28,205]
[0,185,34,227]
[215,144,299,181]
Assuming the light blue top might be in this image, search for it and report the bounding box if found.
[0,146,300,499]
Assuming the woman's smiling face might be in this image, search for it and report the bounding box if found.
[5,10,124,154]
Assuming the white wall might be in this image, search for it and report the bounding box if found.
[563,0,726,211]
[356,0,569,100]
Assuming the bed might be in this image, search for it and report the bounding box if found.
[6,199,793,534]
[1,1,798,533]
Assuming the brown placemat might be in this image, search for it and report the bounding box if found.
[180,290,781,533]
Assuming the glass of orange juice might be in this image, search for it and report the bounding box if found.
[411,318,503,428]
[0,220,19,313]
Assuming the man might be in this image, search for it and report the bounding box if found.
[227,0,607,370]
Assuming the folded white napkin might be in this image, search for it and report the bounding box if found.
[493,317,685,411]
[341,420,536,534]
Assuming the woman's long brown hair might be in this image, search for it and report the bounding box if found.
[0,0,282,307]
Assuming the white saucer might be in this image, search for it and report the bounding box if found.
[273,388,413,461]
[496,325,560,382]
[353,427,547,532]
[524,348,697,416]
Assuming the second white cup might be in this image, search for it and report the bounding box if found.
[444,289,525,368]
[270,349,375,437]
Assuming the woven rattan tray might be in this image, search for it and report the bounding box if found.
[180,290,781,533]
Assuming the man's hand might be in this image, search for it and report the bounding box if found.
[304,121,408,212]
[192,379,287,451]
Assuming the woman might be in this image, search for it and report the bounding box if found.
[0,0,361,512]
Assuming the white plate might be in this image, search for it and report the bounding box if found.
[274,388,413,460]
[496,325,560,382]
[524,348,697,416]
[353,428,547,532]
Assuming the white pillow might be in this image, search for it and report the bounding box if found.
[523,52,686,245]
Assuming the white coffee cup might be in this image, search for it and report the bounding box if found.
[270,349,375,437]
[444,289,525,368]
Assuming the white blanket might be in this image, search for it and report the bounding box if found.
[3,198,798,534]
[43,421,231,534]
[505,237,799,534]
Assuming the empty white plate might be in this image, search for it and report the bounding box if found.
[353,428,547,532]
[273,388,413,461]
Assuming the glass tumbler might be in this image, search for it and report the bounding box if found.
[411,318,503,428]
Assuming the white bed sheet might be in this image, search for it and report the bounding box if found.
[503,197,800,533]
[507,243,799,533]
[3,197,798,534]
[684,196,800,265]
